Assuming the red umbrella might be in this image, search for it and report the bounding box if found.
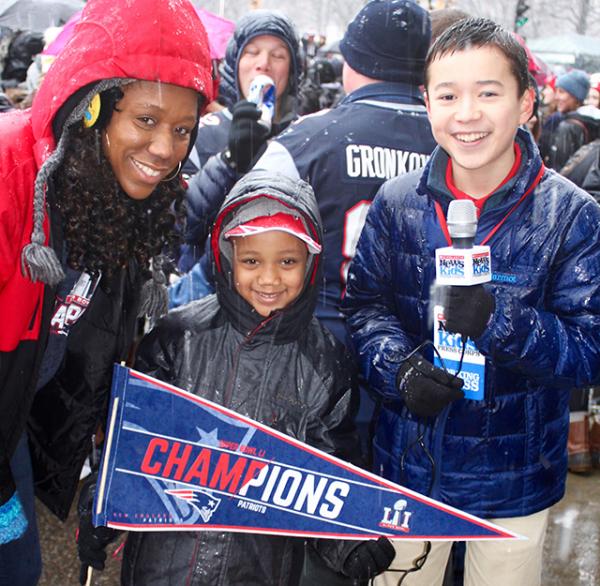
[195,8,234,60]
[513,32,553,88]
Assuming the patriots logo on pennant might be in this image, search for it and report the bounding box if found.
[165,488,221,523]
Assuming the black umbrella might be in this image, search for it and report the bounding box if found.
[0,0,84,32]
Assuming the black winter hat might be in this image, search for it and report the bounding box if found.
[340,0,431,85]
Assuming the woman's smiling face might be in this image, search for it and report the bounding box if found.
[103,81,198,200]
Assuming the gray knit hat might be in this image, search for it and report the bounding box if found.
[556,70,590,104]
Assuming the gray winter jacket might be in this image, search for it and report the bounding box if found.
[121,171,361,585]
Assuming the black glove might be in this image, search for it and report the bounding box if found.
[397,355,464,418]
[77,476,120,585]
[342,537,396,580]
[225,99,270,173]
[444,284,495,340]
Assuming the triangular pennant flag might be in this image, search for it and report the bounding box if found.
[94,365,520,541]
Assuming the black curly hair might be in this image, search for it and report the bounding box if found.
[53,118,184,278]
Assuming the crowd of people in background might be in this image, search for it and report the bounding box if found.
[1,1,600,585]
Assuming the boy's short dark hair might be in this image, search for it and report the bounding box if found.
[425,17,529,96]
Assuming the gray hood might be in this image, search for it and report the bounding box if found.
[210,170,323,343]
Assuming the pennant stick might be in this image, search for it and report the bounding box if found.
[95,397,120,516]
[85,566,93,586]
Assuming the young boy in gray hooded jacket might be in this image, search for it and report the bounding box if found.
[79,170,395,585]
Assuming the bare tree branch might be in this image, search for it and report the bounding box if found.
[194,0,600,45]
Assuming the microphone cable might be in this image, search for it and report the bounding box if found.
[397,338,467,494]
[372,337,467,586]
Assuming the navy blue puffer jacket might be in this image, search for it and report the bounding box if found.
[343,128,600,518]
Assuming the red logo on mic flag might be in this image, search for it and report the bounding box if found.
[93,365,521,541]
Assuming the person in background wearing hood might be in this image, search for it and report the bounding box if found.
[177,10,303,277]
[254,0,436,456]
[78,170,395,585]
[183,9,302,178]
[0,0,213,582]
[539,69,600,170]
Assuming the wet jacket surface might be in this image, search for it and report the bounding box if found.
[561,138,600,203]
[343,128,600,518]
[122,172,360,585]
[540,106,600,170]
[0,0,213,519]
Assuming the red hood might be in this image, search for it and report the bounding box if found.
[30,0,214,167]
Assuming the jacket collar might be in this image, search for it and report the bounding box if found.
[417,127,544,219]
[340,81,425,106]
[215,270,317,346]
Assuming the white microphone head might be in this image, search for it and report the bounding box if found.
[447,200,477,240]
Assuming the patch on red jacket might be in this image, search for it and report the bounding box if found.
[50,272,100,336]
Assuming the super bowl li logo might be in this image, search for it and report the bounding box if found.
[378,499,413,532]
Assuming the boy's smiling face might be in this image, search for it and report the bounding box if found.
[425,46,533,196]
[232,231,308,317]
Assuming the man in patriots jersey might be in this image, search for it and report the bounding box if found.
[255,0,437,448]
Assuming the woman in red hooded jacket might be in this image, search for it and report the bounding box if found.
[0,0,213,582]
